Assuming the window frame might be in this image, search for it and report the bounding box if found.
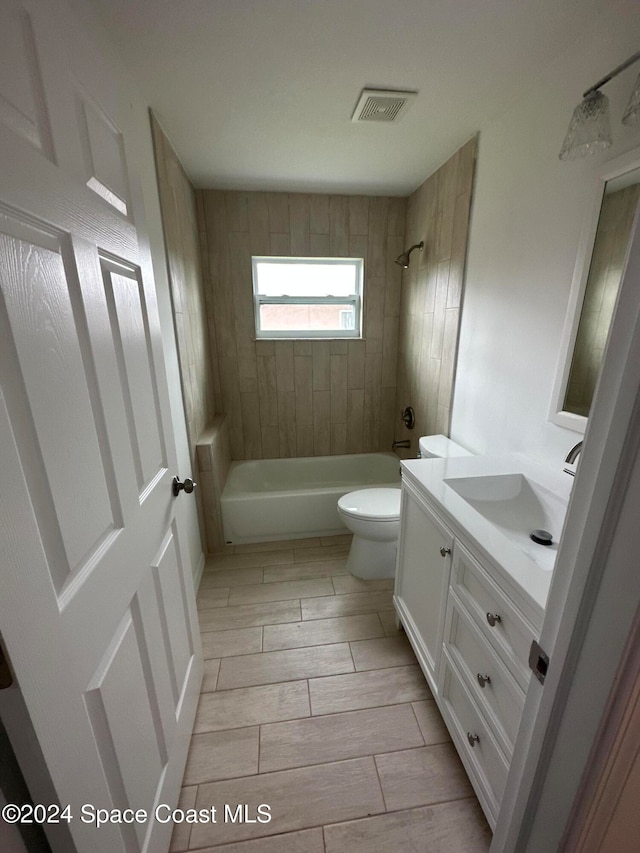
[251,255,364,340]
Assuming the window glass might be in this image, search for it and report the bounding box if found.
[252,257,363,339]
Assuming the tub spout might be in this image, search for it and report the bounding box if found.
[392,439,411,450]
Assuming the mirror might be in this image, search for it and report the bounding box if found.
[550,150,640,433]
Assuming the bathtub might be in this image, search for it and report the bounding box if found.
[220,452,401,544]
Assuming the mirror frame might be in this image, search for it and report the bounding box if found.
[549,145,640,433]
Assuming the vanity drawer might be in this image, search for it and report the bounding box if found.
[444,593,525,755]
[440,652,509,829]
[451,541,537,689]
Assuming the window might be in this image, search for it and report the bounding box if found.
[251,256,363,339]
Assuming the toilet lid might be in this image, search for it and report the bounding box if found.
[338,488,401,522]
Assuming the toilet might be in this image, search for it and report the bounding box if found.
[337,435,472,579]
[337,488,402,579]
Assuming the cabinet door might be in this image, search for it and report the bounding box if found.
[395,486,454,690]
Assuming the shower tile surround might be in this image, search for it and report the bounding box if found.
[195,142,475,462]
[154,119,476,549]
[396,137,477,446]
[151,115,223,549]
[151,114,218,460]
[197,190,407,459]
[172,535,491,851]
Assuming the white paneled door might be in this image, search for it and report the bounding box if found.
[0,1,202,851]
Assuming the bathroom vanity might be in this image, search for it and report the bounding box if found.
[394,455,571,829]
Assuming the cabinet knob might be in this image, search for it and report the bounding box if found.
[486,612,502,627]
[477,673,491,688]
[439,546,451,558]
[467,732,480,747]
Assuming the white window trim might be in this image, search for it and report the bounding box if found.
[251,256,364,340]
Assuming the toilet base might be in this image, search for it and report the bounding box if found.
[346,535,397,580]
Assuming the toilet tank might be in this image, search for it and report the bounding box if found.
[418,434,473,459]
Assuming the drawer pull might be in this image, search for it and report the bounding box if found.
[477,673,491,688]
[440,546,452,557]
[467,732,480,747]
[486,612,502,627]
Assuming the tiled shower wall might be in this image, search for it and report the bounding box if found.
[152,116,231,552]
[197,191,407,460]
[151,114,219,450]
[395,138,477,450]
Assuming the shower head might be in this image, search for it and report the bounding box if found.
[395,241,424,268]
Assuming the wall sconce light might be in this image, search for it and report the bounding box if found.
[560,50,640,160]
[394,241,424,268]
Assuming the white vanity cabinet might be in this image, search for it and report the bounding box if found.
[394,477,454,694]
[395,470,544,830]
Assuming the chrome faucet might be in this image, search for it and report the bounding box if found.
[563,441,583,476]
[392,439,411,450]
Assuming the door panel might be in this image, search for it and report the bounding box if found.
[101,258,167,494]
[152,526,194,707]
[76,86,132,219]
[0,213,122,591]
[0,0,54,160]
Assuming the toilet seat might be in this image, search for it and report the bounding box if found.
[337,488,401,523]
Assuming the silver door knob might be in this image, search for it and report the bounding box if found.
[477,674,491,688]
[172,476,197,497]
[486,612,501,627]
[440,546,451,557]
[467,732,480,747]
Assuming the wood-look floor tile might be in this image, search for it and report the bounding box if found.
[323,799,492,853]
[349,635,417,671]
[321,534,352,546]
[210,544,235,557]
[169,786,196,852]
[199,601,301,632]
[197,587,230,610]
[260,704,424,772]
[201,627,262,659]
[228,578,333,606]
[199,567,264,588]
[263,559,348,583]
[181,828,325,852]
[190,757,385,847]
[207,550,294,571]
[294,544,350,563]
[375,744,474,810]
[412,700,451,745]
[263,614,384,652]
[331,576,394,595]
[194,681,310,733]
[217,643,354,690]
[183,727,259,785]
[233,538,322,554]
[377,609,402,636]
[309,666,431,715]
[301,591,395,620]
[202,659,220,693]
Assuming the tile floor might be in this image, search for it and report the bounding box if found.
[172,534,492,852]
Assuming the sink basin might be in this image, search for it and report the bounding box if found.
[443,472,568,571]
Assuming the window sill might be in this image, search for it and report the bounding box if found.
[254,336,365,342]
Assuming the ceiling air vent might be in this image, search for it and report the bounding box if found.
[351,88,417,123]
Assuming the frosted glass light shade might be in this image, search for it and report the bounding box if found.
[622,72,640,126]
[559,91,612,160]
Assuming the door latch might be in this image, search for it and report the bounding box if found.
[529,639,550,685]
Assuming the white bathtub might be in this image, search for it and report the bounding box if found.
[220,452,401,544]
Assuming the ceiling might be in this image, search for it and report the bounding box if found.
[87,0,606,196]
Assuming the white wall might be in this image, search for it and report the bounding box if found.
[452,11,640,465]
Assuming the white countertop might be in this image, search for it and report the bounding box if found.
[401,453,573,617]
